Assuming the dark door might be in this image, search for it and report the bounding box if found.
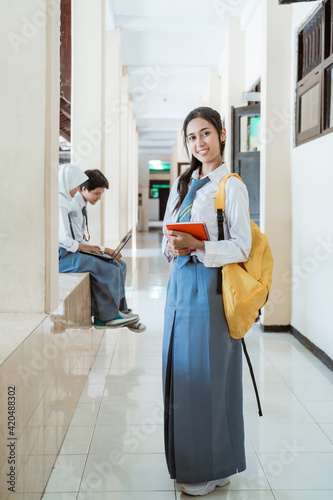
[231,104,260,225]
[159,188,170,220]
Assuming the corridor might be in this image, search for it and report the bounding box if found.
[42,231,333,500]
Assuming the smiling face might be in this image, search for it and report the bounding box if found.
[81,186,105,205]
[186,117,225,171]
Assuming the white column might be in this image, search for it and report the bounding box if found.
[120,68,130,236]
[71,0,104,244]
[104,26,122,245]
[208,67,221,112]
[260,0,292,327]
[133,123,139,229]
[0,0,59,313]
[127,99,134,231]
[221,17,245,168]
[127,112,139,233]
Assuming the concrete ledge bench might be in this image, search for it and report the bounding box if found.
[0,273,104,499]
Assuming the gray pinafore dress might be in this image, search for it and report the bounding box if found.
[162,180,246,484]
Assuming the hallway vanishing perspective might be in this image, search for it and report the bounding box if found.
[41,232,333,500]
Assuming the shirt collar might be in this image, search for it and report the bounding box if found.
[191,163,230,186]
[74,190,86,209]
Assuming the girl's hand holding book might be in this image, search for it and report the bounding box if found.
[165,229,205,256]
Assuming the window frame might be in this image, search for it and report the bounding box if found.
[296,0,333,146]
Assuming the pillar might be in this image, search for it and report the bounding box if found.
[208,67,221,112]
[133,126,139,229]
[120,68,130,236]
[221,17,245,168]
[260,0,292,327]
[0,0,60,313]
[104,26,122,245]
[71,0,104,244]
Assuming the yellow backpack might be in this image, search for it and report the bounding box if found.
[215,173,274,340]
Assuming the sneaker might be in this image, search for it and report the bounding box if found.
[120,308,133,314]
[127,320,146,333]
[94,313,138,329]
[119,312,139,322]
[179,477,230,496]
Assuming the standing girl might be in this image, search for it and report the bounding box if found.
[162,107,252,496]
[58,163,139,329]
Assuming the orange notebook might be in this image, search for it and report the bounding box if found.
[166,222,210,242]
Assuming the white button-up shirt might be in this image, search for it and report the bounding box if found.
[70,191,106,251]
[162,164,252,267]
[58,206,79,253]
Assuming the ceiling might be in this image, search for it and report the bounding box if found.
[108,0,249,156]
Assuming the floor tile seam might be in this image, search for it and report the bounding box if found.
[77,489,178,494]
[80,332,125,463]
[252,448,278,493]
[62,451,94,497]
[104,382,163,387]
[318,423,333,445]
[276,373,333,406]
[92,423,164,427]
[104,329,123,373]
[73,342,109,468]
[245,345,281,377]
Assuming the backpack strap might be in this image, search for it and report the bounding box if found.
[241,338,263,416]
[215,173,243,212]
[216,173,243,293]
[215,172,263,417]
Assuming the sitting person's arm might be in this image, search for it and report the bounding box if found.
[59,207,102,254]
[71,192,121,260]
[103,247,122,262]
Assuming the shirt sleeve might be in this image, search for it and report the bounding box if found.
[70,201,105,251]
[58,206,79,253]
[162,178,179,262]
[70,198,86,244]
[203,178,252,267]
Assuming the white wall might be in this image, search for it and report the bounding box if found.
[290,2,333,358]
[242,0,262,90]
[72,0,104,245]
[0,0,59,313]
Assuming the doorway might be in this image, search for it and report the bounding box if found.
[149,181,170,222]
[231,103,261,225]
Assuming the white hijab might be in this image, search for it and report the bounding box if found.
[59,163,88,211]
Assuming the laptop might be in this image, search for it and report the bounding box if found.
[78,230,132,262]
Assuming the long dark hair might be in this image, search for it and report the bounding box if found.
[173,106,225,212]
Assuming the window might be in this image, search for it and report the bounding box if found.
[240,115,261,152]
[296,0,333,145]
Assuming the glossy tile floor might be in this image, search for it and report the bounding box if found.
[43,230,333,500]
